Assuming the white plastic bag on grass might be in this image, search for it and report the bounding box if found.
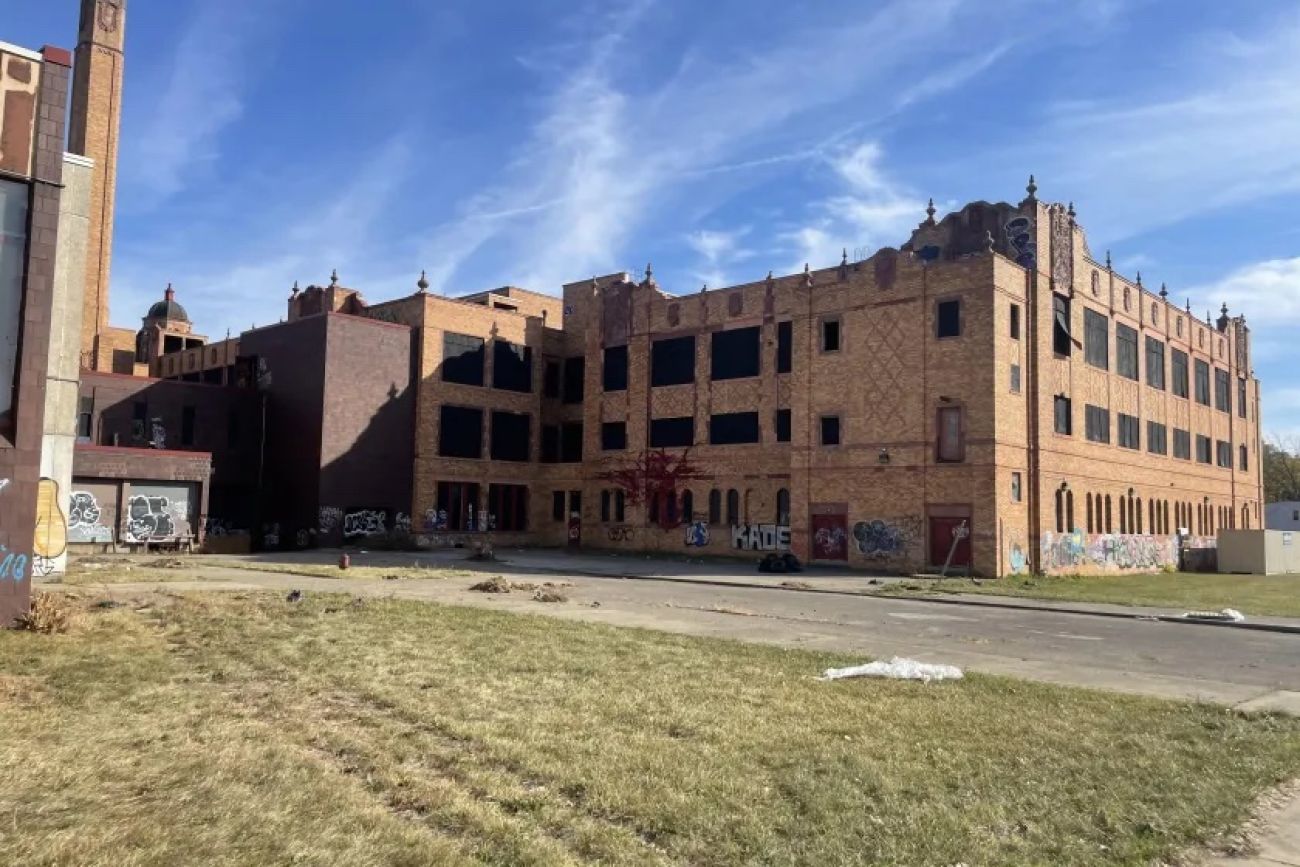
[820,657,963,683]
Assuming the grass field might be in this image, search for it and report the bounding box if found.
[205,559,477,582]
[881,572,1300,618]
[61,556,475,585]
[3,591,1298,866]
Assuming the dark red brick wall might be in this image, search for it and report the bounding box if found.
[0,51,68,626]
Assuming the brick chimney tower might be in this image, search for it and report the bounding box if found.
[68,0,126,370]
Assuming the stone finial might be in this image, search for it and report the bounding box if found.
[765,270,775,290]
[164,282,175,301]
[1135,270,1142,286]
[1025,174,1038,201]
[1186,297,1192,313]
[1221,302,1229,316]
[644,262,654,284]
[1105,250,1112,270]
[803,262,813,287]
[417,270,429,293]
[925,198,936,222]
[1067,201,1076,219]
[984,230,995,252]
[329,269,339,288]
[841,248,849,266]
[1159,282,1168,300]
[289,280,300,300]
[700,283,708,293]
[1217,302,1230,332]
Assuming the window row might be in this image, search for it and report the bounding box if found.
[1053,397,1248,470]
[606,410,794,449]
[441,333,538,393]
[1053,491,1252,536]
[438,405,584,463]
[434,481,529,532]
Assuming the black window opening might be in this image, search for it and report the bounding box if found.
[1052,295,1072,356]
[603,345,628,392]
[1172,349,1189,398]
[726,489,740,525]
[493,340,533,392]
[776,321,793,373]
[1194,359,1210,405]
[552,490,565,521]
[1237,378,1248,419]
[77,396,93,441]
[488,484,528,532]
[1214,368,1230,412]
[601,421,627,451]
[569,491,582,518]
[1010,304,1021,340]
[601,490,612,522]
[775,408,791,443]
[560,422,584,463]
[1084,404,1110,444]
[1216,440,1232,469]
[1084,308,1108,370]
[708,489,722,524]
[1240,444,1249,471]
[601,489,626,522]
[1117,413,1140,450]
[442,332,486,386]
[439,405,484,458]
[132,401,148,442]
[1145,337,1166,389]
[543,361,560,398]
[1173,428,1191,460]
[181,406,196,446]
[226,410,239,449]
[650,416,694,448]
[709,411,760,445]
[776,489,791,525]
[821,318,841,352]
[540,425,559,463]
[651,335,696,387]
[490,411,531,462]
[1147,421,1168,455]
[820,415,841,446]
[437,481,481,531]
[1116,324,1138,380]
[936,299,961,338]
[563,356,585,403]
[1054,396,1072,435]
[1196,434,1212,464]
[711,326,761,381]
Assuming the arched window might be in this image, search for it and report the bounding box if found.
[665,491,678,525]
[1242,504,1250,529]
[681,490,694,522]
[615,490,626,522]
[1066,491,1075,532]
[708,489,722,525]
[1086,492,1094,533]
[1162,501,1169,535]
[1240,445,1248,472]
[649,492,660,525]
[776,489,791,525]
[1148,500,1155,535]
[1136,498,1143,534]
[1055,489,1064,533]
[726,489,740,526]
[1105,495,1113,533]
[1119,496,1127,534]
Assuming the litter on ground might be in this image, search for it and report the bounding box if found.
[820,657,964,683]
[1181,608,1246,623]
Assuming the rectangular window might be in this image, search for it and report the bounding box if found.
[936,406,964,462]
[1054,395,1072,435]
[489,410,531,462]
[820,415,841,446]
[936,299,961,338]
[711,326,761,380]
[436,481,481,531]
[1196,434,1212,464]
[1084,308,1108,369]
[132,401,148,442]
[775,408,791,442]
[181,406,196,446]
[602,345,628,391]
[709,411,760,445]
[442,332,486,386]
[1052,295,1072,356]
[1173,428,1191,460]
[1195,359,1210,405]
[439,405,484,458]
[0,178,29,432]
[1010,363,1021,394]
[543,361,560,398]
[1145,337,1165,389]
[560,422,583,463]
[649,416,694,448]
[1117,413,1139,450]
[1214,368,1230,412]
[1240,445,1249,471]
[488,484,528,532]
[821,318,841,352]
[1116,324,1138,380]
[1009,304,1021,340]
[1011,472,1022,502]
[776,321,793,373]
[651,335,696,386]
[77,396,93,441]
[552,490,565,522]
[492,340,533,392]
[1172,349,1189,398]
[601,421,626,451]
[1238,378,1248,419]
[1216,440,1232,469]
[1147,421,1168,456]
[1085,404,1110,444]
[601,490,611,522]
[540,425,559,463]
[562,356,585,403]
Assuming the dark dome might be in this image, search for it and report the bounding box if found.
[147,298,189,322]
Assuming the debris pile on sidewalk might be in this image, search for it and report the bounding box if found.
[1180,608,1246,623]
[820,657,964,683]
[468,577,571,601]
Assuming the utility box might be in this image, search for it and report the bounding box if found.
[1217,529,1300,575]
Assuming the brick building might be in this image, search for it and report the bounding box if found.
[146,182,1261,576]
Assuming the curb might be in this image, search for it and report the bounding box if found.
[505,562,1300,636]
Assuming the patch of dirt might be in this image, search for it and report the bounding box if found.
[469,577,572,595]
[143,558,189,569]
[779,580,813,590]
[532,589,568,603]
[469,576,512,593]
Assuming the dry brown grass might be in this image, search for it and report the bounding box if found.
[1,591,1298,866]
[14,592,75,633]
[207,559,476,582]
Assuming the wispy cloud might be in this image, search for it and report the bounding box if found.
[1189,256,1300,325]
[685,227,752,289]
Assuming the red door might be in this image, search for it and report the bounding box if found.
[928,517,971,569]
[811,513,848,560]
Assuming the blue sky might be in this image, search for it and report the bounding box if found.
[8,0,1300,437]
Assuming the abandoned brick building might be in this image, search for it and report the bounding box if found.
[132,180,1262,577]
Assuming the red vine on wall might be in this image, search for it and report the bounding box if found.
[597,449,703,511]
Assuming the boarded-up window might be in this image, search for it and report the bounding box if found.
[709,411,759,445]
[711,327,760,381]
[493,340,533,392]
[490,411,531,462]
[936,406,964,462]
[650,416,693,448]
[442,333,485,386]
[603,345,628,391]
[439,405,483,458]
[651,335,695,386]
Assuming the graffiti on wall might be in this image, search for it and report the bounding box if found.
[69,491,113,543]
[852,517,921,559]
[150,419,167,450]
[262,523,280,549]
[684,522,709,547]
[1006,532,1029,575]
[733,524,792,551]
[1004,215,1036,268]
[0,545,29,581]
[424,508,448,531]
[607,525,633,542]
[33,478,68,571]
[318,506,343,535]
[124,495,179,542]
[1040,530,1177,573]
[343,509,387,538]
[394,512,411,534]
[0,478,9,495]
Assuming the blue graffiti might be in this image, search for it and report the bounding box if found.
[0,545,29,582]
[1004,215,1036,268]
[853,520,907,558]
[684,521,709,547]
